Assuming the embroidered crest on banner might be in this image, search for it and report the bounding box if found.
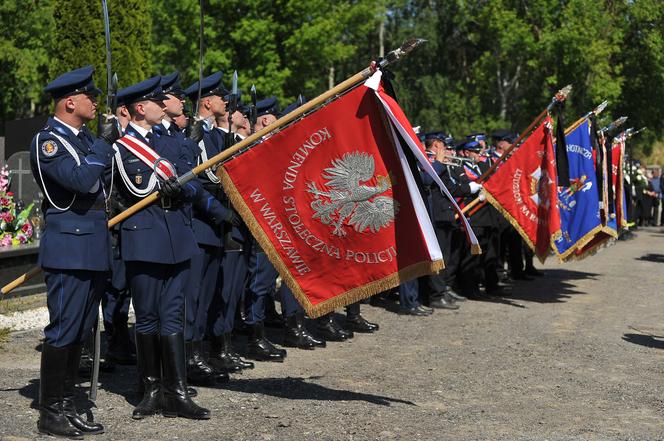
[41,140,58,157]
[306,151,399,237]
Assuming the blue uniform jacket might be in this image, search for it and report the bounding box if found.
[114,123,202,264]
[155,121,232,248]
[191,125,229,248]
[30,117,114,271]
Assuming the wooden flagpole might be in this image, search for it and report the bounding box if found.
[2,39,426,296]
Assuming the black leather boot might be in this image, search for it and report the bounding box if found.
[63,345,104,434]
[316,314,352,341]
[132,333,162,419]
[209,334,253,372]
[283,313,326,349]
[345,304,379,333]
[105,323,136,365]
[38,343,84,439]
[160,333,211,419]
[246,323,287,362]
[186,340,228,385]
[264,298,285,328]
[223,332,255,370]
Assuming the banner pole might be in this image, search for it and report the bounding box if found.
[2,38,426,296]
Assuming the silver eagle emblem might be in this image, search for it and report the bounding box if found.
[306,151,399,237]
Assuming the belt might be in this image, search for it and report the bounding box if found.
[47,200,108,211]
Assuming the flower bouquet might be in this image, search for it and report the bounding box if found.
[0,165,35,247]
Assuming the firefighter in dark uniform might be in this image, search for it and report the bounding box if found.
[423,132,482,305]
[113,76,211,420]
[30,65,121,438]
[457,136,504,297]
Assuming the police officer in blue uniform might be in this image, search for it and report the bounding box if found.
[31,65,120,438]
[113,76,210,420]
[180,73,257,372]
[243,97,324,358]
[177,72,245,382]
[102,96,136,367]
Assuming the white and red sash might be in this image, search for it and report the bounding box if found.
[116,133,177,181]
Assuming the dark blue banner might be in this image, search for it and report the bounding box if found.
[553,121,602,259]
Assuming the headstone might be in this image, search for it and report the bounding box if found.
[4,115,48,159]
[0,136,5,166]
[6,151,42,206]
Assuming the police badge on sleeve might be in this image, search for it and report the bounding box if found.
[41,140,58,157]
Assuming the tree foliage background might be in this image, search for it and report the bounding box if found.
[2,0,663,158]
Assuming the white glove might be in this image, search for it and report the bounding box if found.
[469,182,483,194]
[478,190,486,202]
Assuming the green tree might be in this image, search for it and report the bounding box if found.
[0,0,55,134]
[51,0,152,107]
[150,0,384,107]
[615,0,664,156]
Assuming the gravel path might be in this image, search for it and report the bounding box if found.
[1,228,663,440]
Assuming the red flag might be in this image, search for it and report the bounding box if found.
[219,79,443,317]
[483,117,561,262]
[612,135,627,228]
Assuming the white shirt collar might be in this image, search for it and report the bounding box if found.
[161,119,172,130]
[217,126,229,133]
[54,116,81,136]
[129,122,152,140]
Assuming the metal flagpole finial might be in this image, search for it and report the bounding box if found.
[626,127,647,139]
[594,100,608,116]
[556,84,573,101]
[601,116,628,133]
[379,38,427,69]
[547,85,572,111]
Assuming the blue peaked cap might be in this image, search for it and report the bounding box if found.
[279,95,307,118]
[184,72,228,101]
[424,132,444,142]
[161,71,185,97]
[256,96,279,117]
[116,76,168,106]
[461,140,482,152]
[466,132,486,143]
[44,65,102,100]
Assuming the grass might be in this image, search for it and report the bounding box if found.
[0,327,11,349]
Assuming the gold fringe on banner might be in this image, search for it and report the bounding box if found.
[218,168,444,319]
[551,223,605,262]
[565,234,613,262]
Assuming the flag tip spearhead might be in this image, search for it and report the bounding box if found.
[381,38,427,68]
[595,100,608,115]
[400,38,427,54]
[557,84,572,100]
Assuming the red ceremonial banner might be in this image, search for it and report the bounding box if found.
[483,116,561,262]
[219,82,443,317]
[612,136,627,228]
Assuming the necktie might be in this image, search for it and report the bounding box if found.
[77,132,91,152]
